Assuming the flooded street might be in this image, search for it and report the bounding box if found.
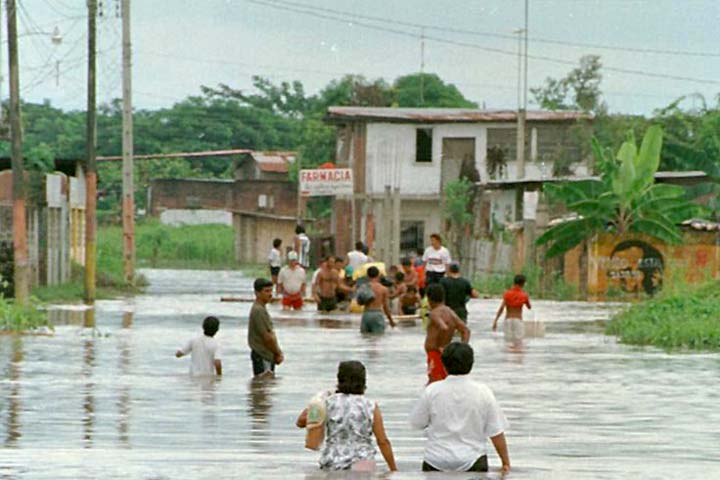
[1,269,719,479]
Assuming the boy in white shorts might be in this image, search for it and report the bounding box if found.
[492,275,531,352]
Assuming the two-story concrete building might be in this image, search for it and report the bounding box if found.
[325,107,591,262]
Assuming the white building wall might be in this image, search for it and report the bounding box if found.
[365,122,490,195]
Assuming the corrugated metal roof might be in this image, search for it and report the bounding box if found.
[326,107,592,123]
[251,151,296,173]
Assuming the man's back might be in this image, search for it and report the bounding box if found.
[347,250,368,271]
[366,280,387,310]
[182,335,220,376]
[425,305,468,352]
[410,375,508,471]
[440,277,472,317]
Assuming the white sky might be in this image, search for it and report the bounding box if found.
[9,0,720,115]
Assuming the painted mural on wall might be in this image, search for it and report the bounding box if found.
[586,233,719,298]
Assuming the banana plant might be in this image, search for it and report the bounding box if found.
[537,126,706,258]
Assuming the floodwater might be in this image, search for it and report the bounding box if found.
[1,269,719,479]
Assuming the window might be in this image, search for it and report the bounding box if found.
[258,194,267,208]
[415,128,433,163]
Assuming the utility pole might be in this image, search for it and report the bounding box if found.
[84,0,97,304]
[6,0,28,302]
[121,0,135,284]
[419,27,425,105]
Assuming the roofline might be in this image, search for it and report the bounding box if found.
[325,108,593,124]
[480,171,711,190]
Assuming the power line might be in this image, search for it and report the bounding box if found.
[263,0,720,59]
[247,0,720,86]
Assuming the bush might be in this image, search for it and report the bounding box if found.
[606,280,720,351]
[0,296,52,333]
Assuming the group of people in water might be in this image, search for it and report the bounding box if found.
[177,229,533,473]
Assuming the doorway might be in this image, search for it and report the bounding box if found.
[441,138,476,191]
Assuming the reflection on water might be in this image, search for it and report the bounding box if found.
[1,269,718,479]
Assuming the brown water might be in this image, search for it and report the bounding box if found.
[1,269,719,479]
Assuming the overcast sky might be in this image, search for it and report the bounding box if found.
[10,0,720,115]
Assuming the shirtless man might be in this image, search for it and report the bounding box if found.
[360,266,396,333]
[400,257,418,289]
[425,283,470,384]
[492,274,531,352]
[314,256,340,312]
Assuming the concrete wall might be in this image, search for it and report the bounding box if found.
[149,179,234,216]
[160,209,233,226]
[565,232,720,298]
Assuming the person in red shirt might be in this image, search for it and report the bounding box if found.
[492,274,531,352]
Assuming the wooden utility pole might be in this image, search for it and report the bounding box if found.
[84,0,97,304]
[121,0,135,284]
[6,0,28,302]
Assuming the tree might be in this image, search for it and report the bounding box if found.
[394,73,477,108]
[443,178,474,259]
[536,126,705,258]
[531,55,604,113]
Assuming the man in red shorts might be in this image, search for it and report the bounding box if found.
[424,283,470,384]
[278,251,307,310]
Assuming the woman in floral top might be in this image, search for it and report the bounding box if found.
[296,361,397,472]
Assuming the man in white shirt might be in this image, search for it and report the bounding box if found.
[278,251,307,310]
[294,225,311,269]
[422,233,452,287]
[175,316,222,376]
[409,342,510,473]
[347,241,369,274]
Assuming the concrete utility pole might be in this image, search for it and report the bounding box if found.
[6,0,28,302]
[84,0,98,304]
[121,0,135,284]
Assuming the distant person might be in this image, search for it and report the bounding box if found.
[296,361,397,472]
[423,234,452,286]
[424,283,470,384]
[400,257,419,290]
[248,278,284,377]
[294,225,311,269]
[333,256,354,307]
[400,284,421,315]
[440,262,479,324]
[347,241,369,274]
[413,248,427,296]
[278,251,307,310]
[268,238,283,295]
[360,266,396,334]
[175,316,222,376]
[409,342,511,473]
[492,274,531,351]
[314,256,340,312]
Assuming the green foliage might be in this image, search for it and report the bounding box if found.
[606,280,720,351]
[531,55,604,113]
[472,265,579,300]
[537,126,706,258]
[394,73,477,108]
[0,296,51,332]
[443,178,474,228]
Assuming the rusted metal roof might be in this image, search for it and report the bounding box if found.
[97,149,252,162]
[482,171,710,190]
[251,151,296,173]
[326,107,592,123]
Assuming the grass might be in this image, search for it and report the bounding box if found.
[606,280,720,351]
[472,263,580,301]
[0,296,52,333]
[32,220,264,302]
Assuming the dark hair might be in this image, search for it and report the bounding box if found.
[295,224,305,235]
[441,342,474,375]
[427,283,445,303]
[254,277,273,292]
[336,360,366,394]
[355,241,364,251]
[335,255,345,264]
[380,276,394,287]
[430,233,442,243]
[401,256,411,266]
[395,271,405,282]
[203,316,220,337]
[367,266,379,278]
[361,244,369,255]
[449,262,460,274]
[513,274,526,287]
[273,238,282,248]
[416,248,424,256]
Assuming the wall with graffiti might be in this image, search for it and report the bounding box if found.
[583,232,720,297]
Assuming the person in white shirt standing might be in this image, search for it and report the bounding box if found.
[294,225,311,269]
[278,251,307,310]
[422,233,452,287]
[268,238,283,296]
[409,342,510,473]
[346,241,368,275]
[175,316,222,376]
